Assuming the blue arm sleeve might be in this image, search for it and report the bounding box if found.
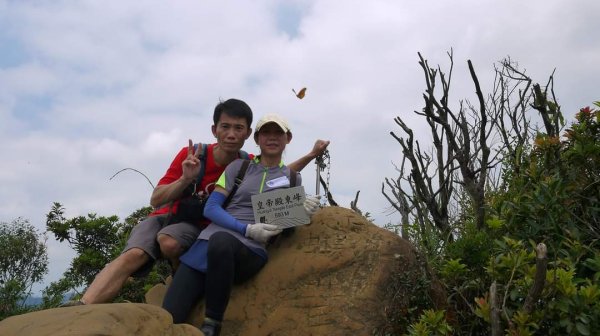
[203,191,247,235]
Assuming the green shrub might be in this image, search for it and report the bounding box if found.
[404,102,600,335]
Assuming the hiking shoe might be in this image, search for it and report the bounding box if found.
[60,299,85,307]
[200,318,222,336]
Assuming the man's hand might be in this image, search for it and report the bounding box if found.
[310,140,330,159]
[245,223,283,243]
[150,139,202,207]
[304,195,321,217]
[182,139,202,182]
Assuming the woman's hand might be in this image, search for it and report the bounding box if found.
[245,223,282,243]
[309,140,330,159]
[304,195,321,217]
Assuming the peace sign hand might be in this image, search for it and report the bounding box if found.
[182,139,202,182]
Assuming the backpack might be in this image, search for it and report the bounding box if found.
[167,143,250,224]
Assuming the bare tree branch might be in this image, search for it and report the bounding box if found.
[109,168,155,190]
[522,243,548,314]
[490,281,501,336]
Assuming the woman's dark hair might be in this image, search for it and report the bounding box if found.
[213,98,253,128]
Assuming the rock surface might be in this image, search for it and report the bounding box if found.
[0,303,201,336]
[0,206,443,336]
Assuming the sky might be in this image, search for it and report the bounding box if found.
[1,0,599,295]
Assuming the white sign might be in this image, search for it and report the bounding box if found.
[251,186,310,228]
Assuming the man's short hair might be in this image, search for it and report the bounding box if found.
[213,98,253,128]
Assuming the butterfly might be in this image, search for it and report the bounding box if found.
[292,87,306,99]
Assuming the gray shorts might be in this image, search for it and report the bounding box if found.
[123,214,202,277]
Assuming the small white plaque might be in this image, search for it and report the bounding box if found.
[251,186,310,228]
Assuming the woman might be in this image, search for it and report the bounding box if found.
[162,113,321,336]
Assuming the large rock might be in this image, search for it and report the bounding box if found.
[148,206,443,335]
[0,303,201,336]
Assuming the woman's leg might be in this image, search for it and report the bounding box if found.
[204,232,266,321]
[162,263,206,323]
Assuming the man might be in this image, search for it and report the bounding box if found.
[67,98,329,305]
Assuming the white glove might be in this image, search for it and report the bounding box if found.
[245,223,282,244]
[304,195,321,217]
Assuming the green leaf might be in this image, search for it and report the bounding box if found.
[575,322,590,336]
[486,216,504,229]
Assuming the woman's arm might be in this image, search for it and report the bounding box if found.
[287,139,330,172]
[203,187,247,235]
[204,186,283,243]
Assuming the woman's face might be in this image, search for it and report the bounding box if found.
[256,122,291,156]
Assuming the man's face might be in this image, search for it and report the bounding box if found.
[211,113,252,153]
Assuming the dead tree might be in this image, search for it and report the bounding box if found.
[532,77,562,138]
[389,118,455,237]
[387,51,492,232]
[492,60,562,178]
[384,51,497,236]
[382,157,414,240]
[413,51,497,230]
[488,58,533,186]
[522,243,548,314]
[383,52,562,238]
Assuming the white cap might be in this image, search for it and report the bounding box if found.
[255,113,291,133]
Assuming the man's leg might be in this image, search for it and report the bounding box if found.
[157,233,184,270]
[157,222,203,272]
[77,216,165,304]
[81,248,149,304]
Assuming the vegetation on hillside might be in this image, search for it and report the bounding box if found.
[382,52,599,335]
[41,203,170,308]
[0,218,48,320]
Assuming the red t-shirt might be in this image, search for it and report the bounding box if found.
[150,143,253,224]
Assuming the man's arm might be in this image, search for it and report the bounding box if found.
[150,176,195,208]
[287,139,330,172]
[150,140,202,208]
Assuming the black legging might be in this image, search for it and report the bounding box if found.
[162,231,267,323]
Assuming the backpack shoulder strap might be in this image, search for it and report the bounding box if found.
[238,150,250,160]
[223,159,251,207]
[289,168,297,187]
[194,143,209,185]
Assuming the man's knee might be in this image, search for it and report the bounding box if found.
[121,247,147,259]
[158,234,183,258]
[116,248,149,270]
